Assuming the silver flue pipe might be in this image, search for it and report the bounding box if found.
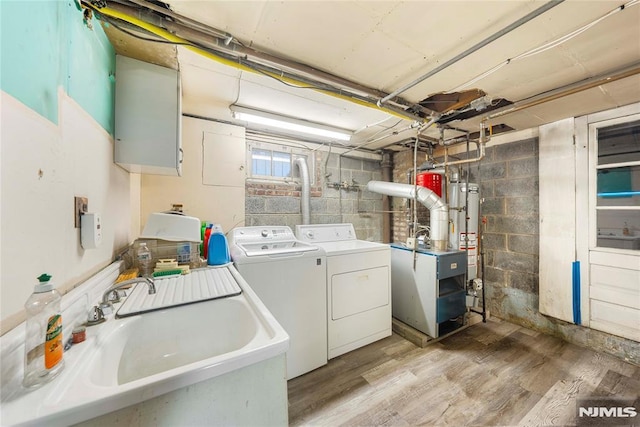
[366,181,449,251]
[294,157,311,225]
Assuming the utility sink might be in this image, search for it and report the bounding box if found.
[89,298,260,386]
[1,266,289,426]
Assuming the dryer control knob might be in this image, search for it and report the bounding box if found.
[261,230,268,237]
[306,231,314,239]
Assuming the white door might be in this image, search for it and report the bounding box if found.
[585,113,640,341]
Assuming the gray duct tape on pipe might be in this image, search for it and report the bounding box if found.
[366,181,448,250]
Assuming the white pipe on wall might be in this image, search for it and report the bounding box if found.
[295,157,311,225]
[366,181,449,250]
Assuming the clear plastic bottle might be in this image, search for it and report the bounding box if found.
[23,274,65,388]
[136,242,153,277]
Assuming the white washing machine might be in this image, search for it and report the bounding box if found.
[229,226,327,379]
[296,223,391,359]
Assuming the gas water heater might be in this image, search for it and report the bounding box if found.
[448,178,480,280]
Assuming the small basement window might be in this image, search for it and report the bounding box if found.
[252,148,291,178]
[247,140,315,184]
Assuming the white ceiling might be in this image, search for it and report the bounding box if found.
[101,0,640,151]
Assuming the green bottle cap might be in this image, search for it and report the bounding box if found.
[34,274,54,292]
[37,273,52,283]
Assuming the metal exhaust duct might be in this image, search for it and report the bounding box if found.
[294,157,311,225]
[366,181,448,251]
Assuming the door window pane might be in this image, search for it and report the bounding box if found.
[595,120,640,250]
[597,166,639,204]
[597,120,640,166]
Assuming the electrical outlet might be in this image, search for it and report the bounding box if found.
[74,196,88,228]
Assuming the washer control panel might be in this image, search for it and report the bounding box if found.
[296,223,356,243]
[230,226,296,244]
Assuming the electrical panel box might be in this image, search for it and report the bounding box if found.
[114,55,182,176]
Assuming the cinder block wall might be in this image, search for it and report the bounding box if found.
[245,151,384,241]
[471,138,540,307]
[391,137,639,364]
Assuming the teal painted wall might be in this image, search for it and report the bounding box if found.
[0,0,115,133]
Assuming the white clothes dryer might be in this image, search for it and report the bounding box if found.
[229,226,327,379]
[296,223,391,359]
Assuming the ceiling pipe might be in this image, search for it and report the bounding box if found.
[441,135,471,146]
[406,62,640,151]
[94,1,431,121]
[377,0,564,107]
[374,62,640,150]
[485,61,640,120]
[374,136,437,152]
[339,122,422,156]
[432,124,490,169]
[124,0,235,41]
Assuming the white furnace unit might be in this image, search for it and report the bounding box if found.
[390,244,467,338]
[229,226,327,379]
[296,223,391,359]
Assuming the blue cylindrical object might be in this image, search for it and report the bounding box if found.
[207,232,230,265]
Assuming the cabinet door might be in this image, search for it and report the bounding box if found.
[202,128,246,187]
[114,55,182,176]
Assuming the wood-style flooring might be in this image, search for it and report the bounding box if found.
[288,318,640,426]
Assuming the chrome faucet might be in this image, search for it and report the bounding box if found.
[87,277,156,326]
[101,277,156,306]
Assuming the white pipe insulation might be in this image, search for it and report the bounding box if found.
[295,157,311,225]
[366,181,449,251]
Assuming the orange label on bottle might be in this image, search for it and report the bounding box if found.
[45,314,63,369]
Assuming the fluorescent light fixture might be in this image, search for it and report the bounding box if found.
[230,105,352,141]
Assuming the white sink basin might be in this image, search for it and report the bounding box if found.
[90,298,259,386]
[1,266,289,426]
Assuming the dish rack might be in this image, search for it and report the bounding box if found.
[129,239,204,269]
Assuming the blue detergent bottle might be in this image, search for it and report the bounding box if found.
[207,230,230,265]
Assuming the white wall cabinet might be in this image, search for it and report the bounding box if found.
[114,55,182,176]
